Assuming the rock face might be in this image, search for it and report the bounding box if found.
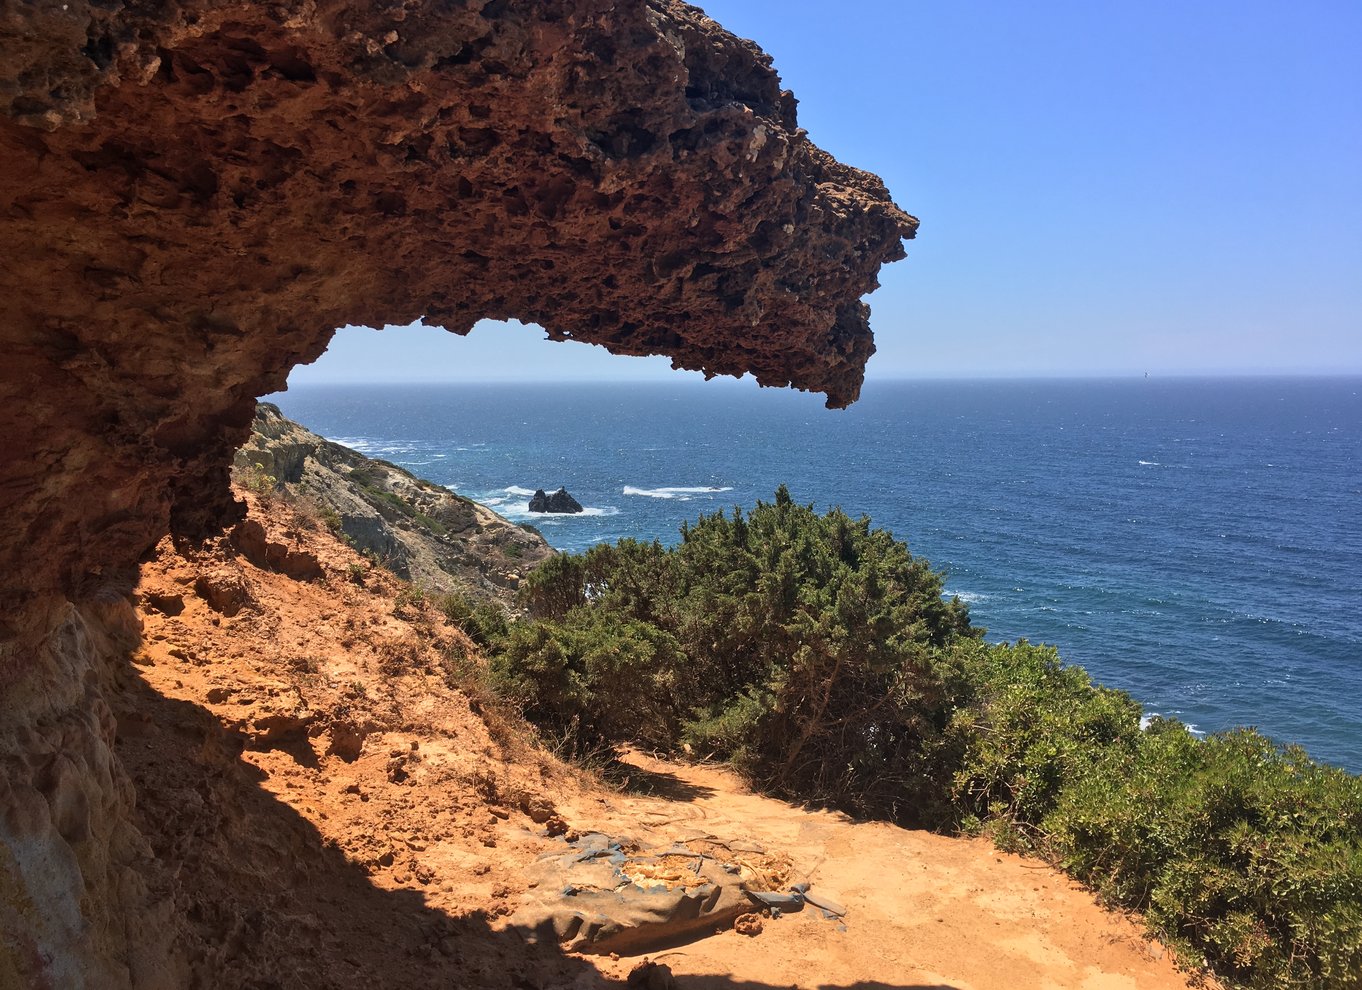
[1,2,914,985]
[529,487,585,514]
[236,403,552,597]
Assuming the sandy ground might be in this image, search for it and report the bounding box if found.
[569,750,1204,990]
[115,488,1215,989]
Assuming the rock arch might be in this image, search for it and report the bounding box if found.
[1,1,914,984]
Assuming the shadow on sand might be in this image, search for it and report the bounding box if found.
[609,759,720,802]
[112,666,957,989]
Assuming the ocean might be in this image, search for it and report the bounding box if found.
[270,377,1362,773]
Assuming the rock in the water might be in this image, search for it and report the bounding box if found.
[529,487,584,514]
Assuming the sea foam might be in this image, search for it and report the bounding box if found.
[622,485,733,499]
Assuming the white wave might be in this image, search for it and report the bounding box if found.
[623,485,734,499]
[1138,460,1160,466]
[523,504,618,518]
[504,485,537,496]
[1140,712,1206,737]
[351,442,421,455]
[947,590,987,604]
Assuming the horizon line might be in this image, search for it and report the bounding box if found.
[280,370,1362,388]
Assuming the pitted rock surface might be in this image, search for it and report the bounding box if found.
[1,0,915,633]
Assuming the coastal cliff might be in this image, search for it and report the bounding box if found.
[235,403,552,599]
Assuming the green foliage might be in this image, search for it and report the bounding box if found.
[346,463,385,488]
[945,639,1144,827]
[513,489,976,818]
[937,640,1362,988]
[317,505,344,534]
[239,464,279,496]
[489,609,686,756]
[436,591,509,648]
[1046,725,1362,988]
[348,470,452,538]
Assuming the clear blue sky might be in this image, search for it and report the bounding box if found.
[291,0,1362,386]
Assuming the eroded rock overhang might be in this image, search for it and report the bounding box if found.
[0,0,916,639]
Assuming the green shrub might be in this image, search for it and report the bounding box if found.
[945,639,1143,828]
[436,591,509,648]
[1046,725,1362,988]
[489,610,686,756]
[513,487,975,819]
[238,464,279,497]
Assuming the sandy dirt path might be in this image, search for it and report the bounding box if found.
[566,750,1208,990]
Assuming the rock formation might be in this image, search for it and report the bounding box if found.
[1,1,915,985]
[236,403,552,596]
[529,487,584,514]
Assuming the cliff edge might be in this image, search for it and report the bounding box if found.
[235,403,552,599]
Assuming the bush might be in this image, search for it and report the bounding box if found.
[945,639,1144,829]
[436,590,509,648]
[512,487,976,819]
[489,610,686,756]
[1046,725,1362,988]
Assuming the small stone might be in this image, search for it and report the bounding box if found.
[734,913,763,937]
[626,960,676,990]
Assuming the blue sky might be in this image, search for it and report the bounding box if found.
[292,0,1362,386]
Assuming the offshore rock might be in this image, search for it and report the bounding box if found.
[1,1,914,986]
[530,487,585,514]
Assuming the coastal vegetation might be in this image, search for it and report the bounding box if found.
[481,488,1362,990]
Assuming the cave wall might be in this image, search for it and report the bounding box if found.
[1,0,914,984]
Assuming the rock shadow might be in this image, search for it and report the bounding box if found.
[608,760,719,802]
[112,667,613,989]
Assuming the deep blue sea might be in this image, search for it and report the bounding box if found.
[270,377,1362,772]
